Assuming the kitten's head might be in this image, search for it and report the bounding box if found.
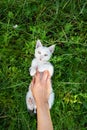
[35,40,55,62]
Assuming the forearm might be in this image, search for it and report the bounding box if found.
[37,103,53,130]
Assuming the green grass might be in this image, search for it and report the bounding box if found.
[0,0,87,129]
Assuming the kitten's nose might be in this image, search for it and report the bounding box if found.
[40,56,43,61]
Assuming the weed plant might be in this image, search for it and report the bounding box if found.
[0,0,87,130]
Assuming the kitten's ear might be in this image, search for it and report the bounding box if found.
[36,40,42,48]
[49,45,55,54]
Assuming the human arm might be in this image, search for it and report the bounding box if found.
[37,102,53,130]
[31,71,53,130]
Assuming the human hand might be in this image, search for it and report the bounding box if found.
[31,71,51,107]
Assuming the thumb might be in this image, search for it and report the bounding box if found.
[31,77,35,92]
[46,77,51,95]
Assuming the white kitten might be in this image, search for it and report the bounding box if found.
[26,40,55,113]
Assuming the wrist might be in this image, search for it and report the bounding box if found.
[36,101,49,109]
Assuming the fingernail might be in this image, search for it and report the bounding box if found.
[45,70,48,73]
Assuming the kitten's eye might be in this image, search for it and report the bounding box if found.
[38,51,41,54]
[44,54,48,56]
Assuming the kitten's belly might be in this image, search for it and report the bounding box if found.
[37,63,53,76]
[38,64,48,71]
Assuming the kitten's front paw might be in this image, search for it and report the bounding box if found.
[30,69,36,76]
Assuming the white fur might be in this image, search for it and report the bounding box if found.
[26,40,55,113]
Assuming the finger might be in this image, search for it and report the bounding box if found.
[31,77,35,91]
[35,71,40,82]
[46,78,51,94]
[47,71,51,79]
[31,77,35,86]
[47,77,51,87]
[42,70,49,81]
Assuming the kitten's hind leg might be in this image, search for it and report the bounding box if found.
[26,90,34,111]
[48,92,54,109]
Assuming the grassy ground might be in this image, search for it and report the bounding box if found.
[0,0,87,129]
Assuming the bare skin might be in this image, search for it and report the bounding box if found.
[31,71,53,130]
